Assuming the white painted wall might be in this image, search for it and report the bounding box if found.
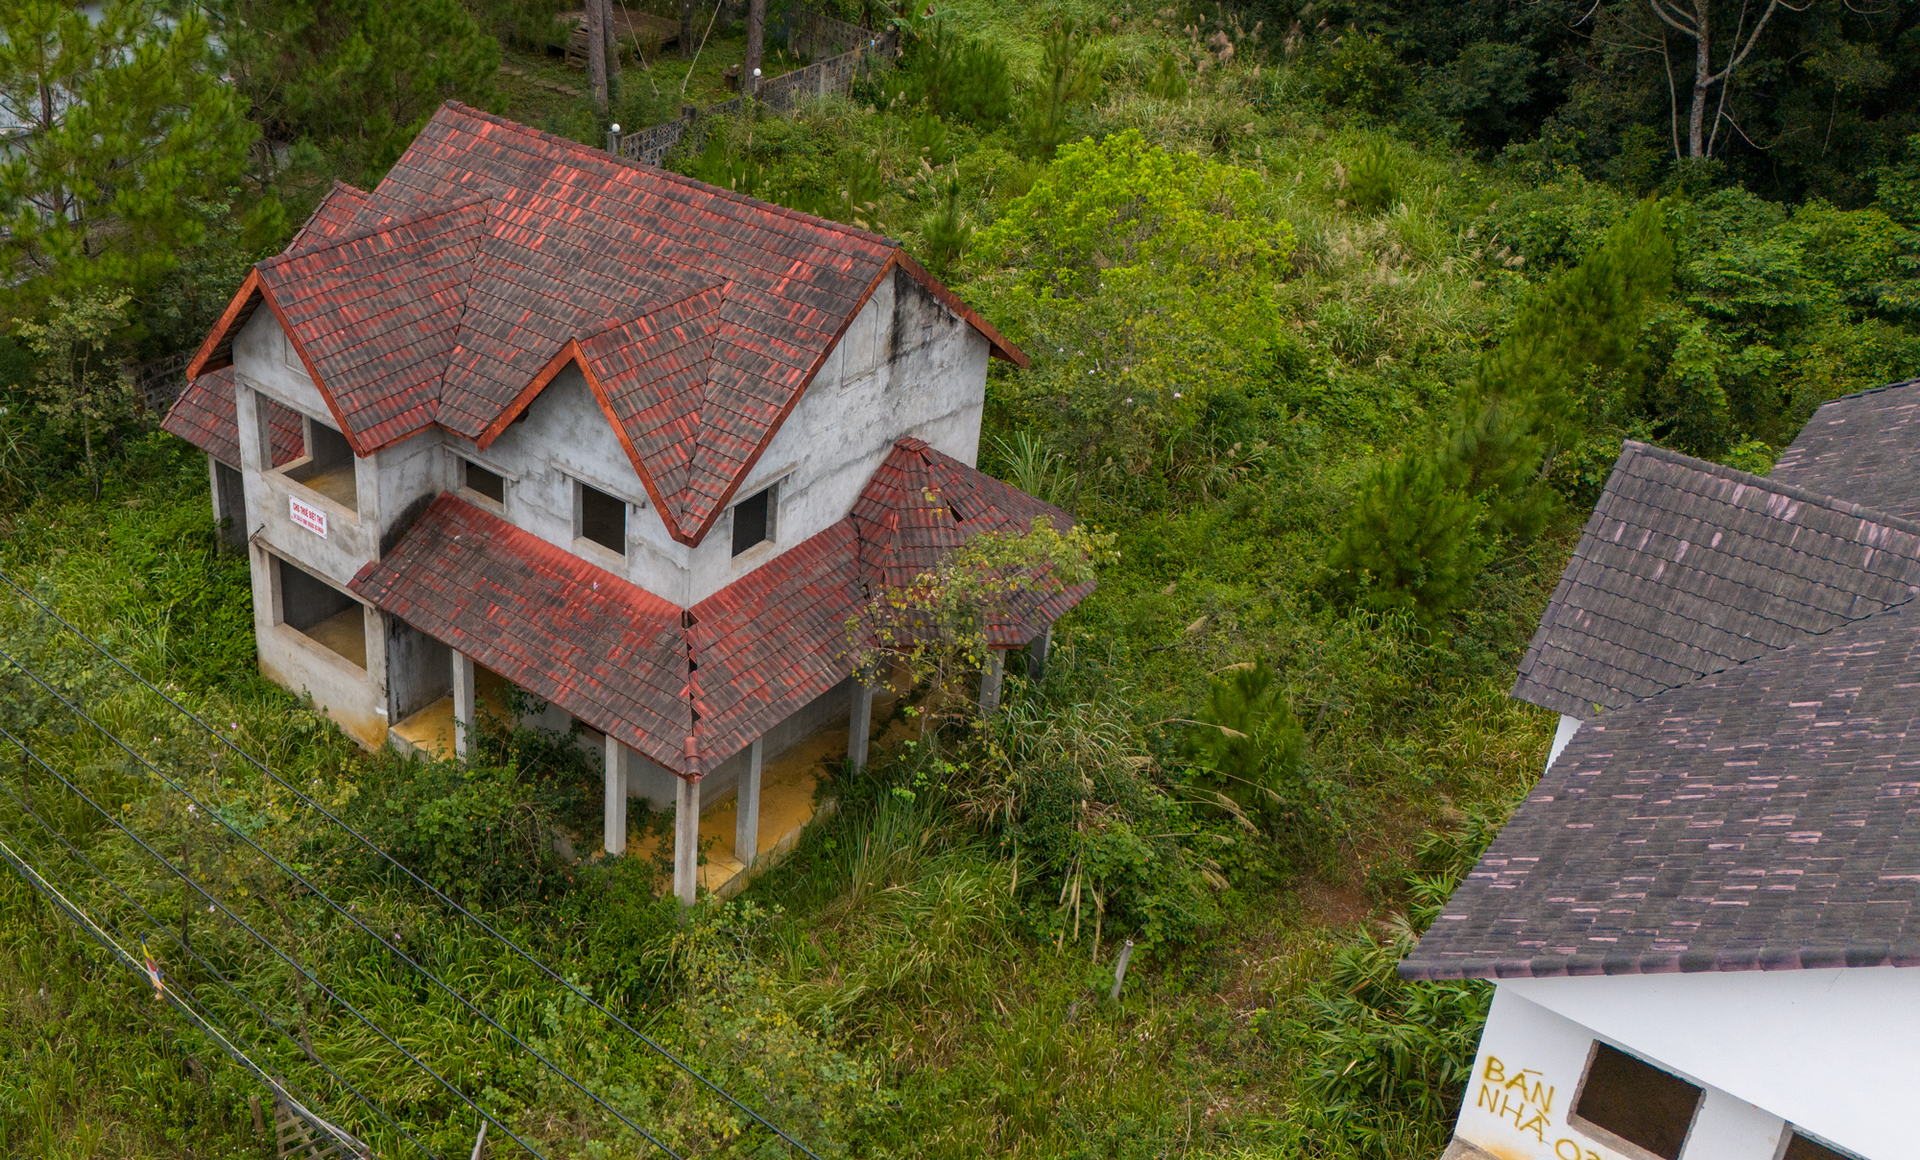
[1455,970,1919,1160]
[1546,714,1581,771]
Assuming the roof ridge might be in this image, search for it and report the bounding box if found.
[1800,376,1920,408]
[1622,439,1920,538]
[259,193,494,270]
[432,203,502,428]
[576,280,730,345]
[436,101,903,250]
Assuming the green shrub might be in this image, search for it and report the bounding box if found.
[1346,143,1398,211]
[1326,453,1489,624]
[1314,33,1405,115]
[1144,55,1188,100]
[903,21,1013,128]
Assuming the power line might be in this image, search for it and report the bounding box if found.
[0,827,380,1159]
[0,721,557,1160]
[0,564,824,1159]
[0,762,437,1159]
[0,653,683,1158]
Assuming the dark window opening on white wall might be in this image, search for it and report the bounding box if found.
[579,482,625,555]
[1783,1133,1862,1160]
[731,484,775,557]
[277,557,366,669]
[1571,1043,1702,1160]
[464,460,505,505]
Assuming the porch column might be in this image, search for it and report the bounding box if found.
[735,737,763,867]
[451,651,476,760]
[848,680,874,770]
[673,775,701,905]
[1028,623,1052,684]
[603,734,627,857]
[979,649,1005,715]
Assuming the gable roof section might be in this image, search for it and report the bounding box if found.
[1511,440,1920,719]
[352,440,1093,776]
[853,438,1090,646]
[1401,598,1920,981]
[187,103,1026,548]
[348,494,695,771]
[1770,379,1920,520]
[161,368,307,470]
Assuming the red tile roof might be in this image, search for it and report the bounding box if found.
[853,439,1091,646]
[351,440,1090,778]
[161,368,305,469]
[186,103,1025,548]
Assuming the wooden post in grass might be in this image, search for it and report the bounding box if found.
[469,1120,489,1160]
[1109,939,1134,1001]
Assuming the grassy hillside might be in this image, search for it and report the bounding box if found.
[1,2,1916,1157]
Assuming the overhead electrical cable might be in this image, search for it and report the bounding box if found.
[0,826,383,1159]
[0,758,437,1158]
[0,565,825,1160]
[0,719,562,1160]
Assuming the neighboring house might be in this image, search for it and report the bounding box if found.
[162,102,1086,903]
[1404,380,1920,1160]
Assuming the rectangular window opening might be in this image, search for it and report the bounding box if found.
[464,460,506,505]
[1783,1133,1861,1160]
[1571,1043,1702,1160]
[276,557,366,669]
[282,419,357,511]
[579,482,626,555]
[731,484,774,557]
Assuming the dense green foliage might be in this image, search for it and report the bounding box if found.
[1,0,1917,1156]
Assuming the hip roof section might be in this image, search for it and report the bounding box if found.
[1771,379,1920,520]
[1511,440,1920,719]
[1402,597,1920,981]
[185,102,1026,547]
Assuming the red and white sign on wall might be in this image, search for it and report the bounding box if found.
[289,495,328,538]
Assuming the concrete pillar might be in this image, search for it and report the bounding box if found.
[672,775,701,905]
[979,649,1005,715]
[848,681,874,770]
[451,651,476,760]
[1028,623,1052,684]
[603,734,627,857]
[735,737,763,866]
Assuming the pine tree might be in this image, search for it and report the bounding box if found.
[1327,453,1489,624]
[0,0,255,316]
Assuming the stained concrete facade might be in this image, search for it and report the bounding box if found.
[221,267,988,766]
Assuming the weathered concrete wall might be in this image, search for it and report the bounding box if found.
[233,309,333,421]
[386,619,451,721]
[247,540,389,748]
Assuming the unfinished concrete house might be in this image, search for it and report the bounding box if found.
[163,102,1087,902]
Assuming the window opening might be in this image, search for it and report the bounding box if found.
[283,419,357,510]
[579,482,625,555]
[731,484,774,556]
[464,460,505,504]
[1783,1133,1862,1160]
[263,399,305,468]
[277,557,366,669]
[1571,1043,1702,1160]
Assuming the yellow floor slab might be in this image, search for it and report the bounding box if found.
[304,607,367,668]
[295,466,358,509]
[393,695,456,758]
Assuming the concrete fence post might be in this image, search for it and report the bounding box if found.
[603,734,627,857]
[673,775,701,904]
[736,736,763,866]
[451,651,476,760]
[607,122,622,155]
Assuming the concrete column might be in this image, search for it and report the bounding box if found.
[1028,623,1052,684]
[672,775,701,905]
[735,737,763,867]
[848,681,874,770]
[603,734,628,857]
[979,649,1005,715]
[451,651,476,760]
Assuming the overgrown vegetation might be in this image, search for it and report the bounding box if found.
[2,0,1917,1156]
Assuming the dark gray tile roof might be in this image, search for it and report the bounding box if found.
[1401,599,1920,981]
[1772,379,1920,521]
[1510,441,1920,719]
